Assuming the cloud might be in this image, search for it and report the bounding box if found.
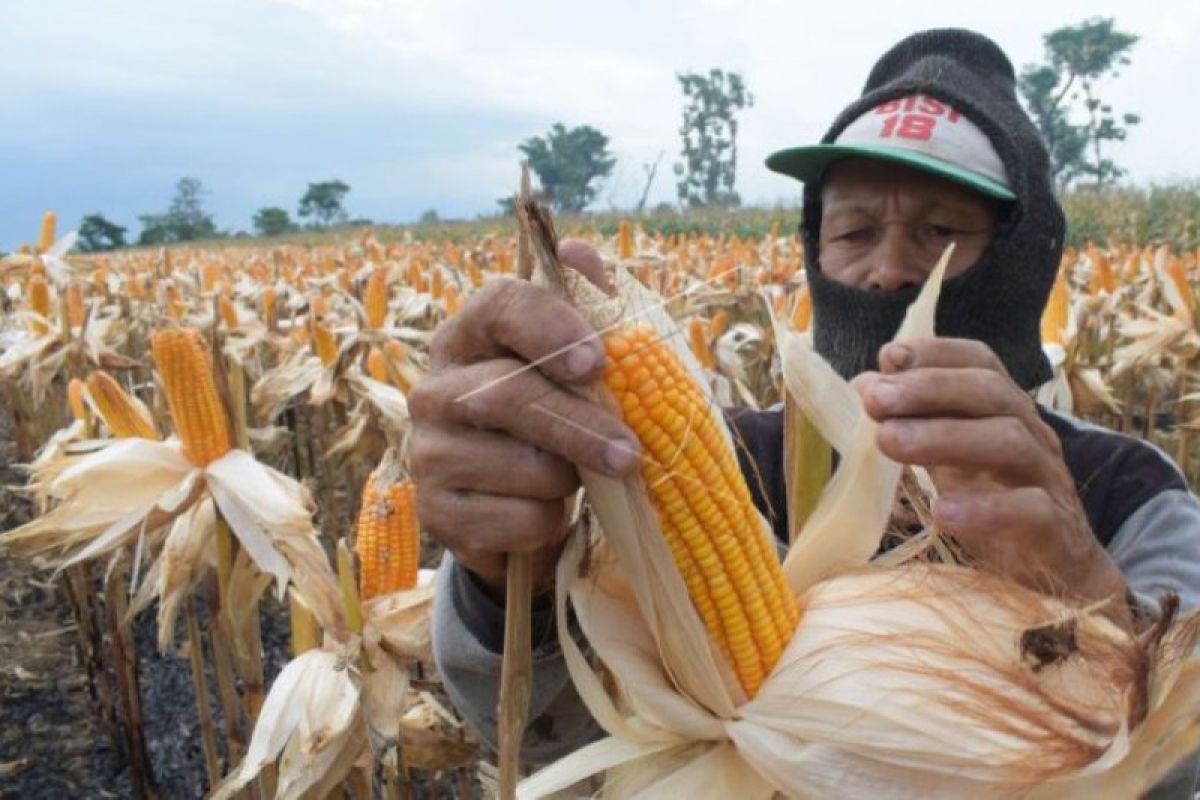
[3,0,1200,248]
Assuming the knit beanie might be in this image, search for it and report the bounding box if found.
[769,28,1064,390]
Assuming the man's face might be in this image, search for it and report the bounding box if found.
[818,158,1001,290]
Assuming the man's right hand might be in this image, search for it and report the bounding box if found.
[408,240,639,597]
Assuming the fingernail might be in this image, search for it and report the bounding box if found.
[870,379,900,408]
[887,344,914,370]
[565,343,599,378]
[603,436,639,475]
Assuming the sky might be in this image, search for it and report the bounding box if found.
[3,0,1198,250]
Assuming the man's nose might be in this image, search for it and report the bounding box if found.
[865,225,924,291]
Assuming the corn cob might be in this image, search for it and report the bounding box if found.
[311,317,338,366]
[261,286,277,329]
[444,282,462,315]
[27,274,51,335]
[217,293,239,330]
[85,371,158,440]
[68,378,88,422]
[710,308,731,340]
[618,220,635,260]
[201,262,222,294]
[364,269,388,329]
[36,211,56,254]
[467,259,484,288]
[431,268,445,301]
[150,328,232,465]
[602,323,799,697]
[688,318,715,369]
[406,260,429,293]
[365,346,389,382]
[355,451,420,599]
[791,285,812,332]
[1042,270,1070,345]
[163,281,185,320]
[66,282,86,328]
[384,340,412,393]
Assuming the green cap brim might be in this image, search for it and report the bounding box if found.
[765,143,1016,201]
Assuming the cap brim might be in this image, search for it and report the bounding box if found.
[765,144,1016,201]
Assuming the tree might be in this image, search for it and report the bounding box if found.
[1019,18,1140,189]
[137,177,218,245]
[674,69,754,207]
[252,206,295,237]
[518,123,616,213]
[298,180,350,228]
[77,213,127,252]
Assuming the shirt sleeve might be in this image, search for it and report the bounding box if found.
[1106,488,1200,614]
[430,551,602,764]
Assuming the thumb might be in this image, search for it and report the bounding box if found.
[558,238,612,294]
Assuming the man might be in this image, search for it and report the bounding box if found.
[409,28,1200,795]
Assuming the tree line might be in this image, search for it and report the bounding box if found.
[76,16,1139,253]
[78,179,358,252]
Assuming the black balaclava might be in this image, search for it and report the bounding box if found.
[801,28,1064,390]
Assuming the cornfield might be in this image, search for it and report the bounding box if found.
[1,203,1199,798]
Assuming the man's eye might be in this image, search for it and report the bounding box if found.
[834,227,875,243]
[922,224,960,238]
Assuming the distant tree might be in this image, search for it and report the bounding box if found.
[77,213,127,252]
[674,69,753,206]
[298,180,350,228]
[1019,17,1140,189]
[137,177,218,245]
[519,123,616,213]
[252,206,295,237]
[418,209,440,224]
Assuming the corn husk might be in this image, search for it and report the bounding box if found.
[518,252,1200,799]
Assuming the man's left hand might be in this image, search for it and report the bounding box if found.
[854,337,1131,629]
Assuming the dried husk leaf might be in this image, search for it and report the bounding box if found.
[520,248,1200,799]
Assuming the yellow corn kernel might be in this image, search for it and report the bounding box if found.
[364,269,388,329]
[85,370,158,440]
[355,451,420,599]
[311,317,338,366]
[68,378,87,422]
[602,323,800,698]
[27,274,51,335]
[150,328,232,465]
[37,211,57,254]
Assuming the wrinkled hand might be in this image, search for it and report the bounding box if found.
[855,337,1131,627]
[408,240,638,596]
